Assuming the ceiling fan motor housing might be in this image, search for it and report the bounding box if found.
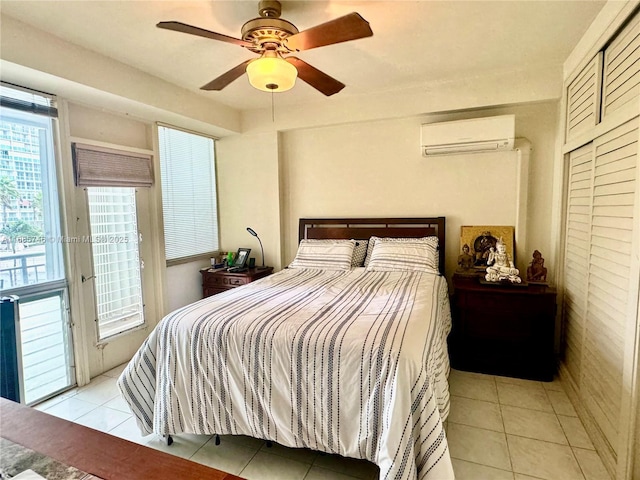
[241,0,299,53]
[241,17,299,53]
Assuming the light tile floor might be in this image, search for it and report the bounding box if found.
[33,366,611,480]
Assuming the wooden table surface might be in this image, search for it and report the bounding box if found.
[0,398,244,480]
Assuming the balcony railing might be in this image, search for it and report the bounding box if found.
[0,250,46,290]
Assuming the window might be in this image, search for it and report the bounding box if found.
[157,125,218,263]
[87,187,144,340]
[0,86,64,289]
[0,82,75,404]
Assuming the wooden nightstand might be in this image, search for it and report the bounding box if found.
[200,267,274,298]
[449,273,557,381]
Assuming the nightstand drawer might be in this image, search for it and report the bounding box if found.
[200,267,274,298]
[204,274,250,288]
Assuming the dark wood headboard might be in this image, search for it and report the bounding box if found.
[299,217,446,275]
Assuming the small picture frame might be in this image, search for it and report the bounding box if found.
[234,248,251,268]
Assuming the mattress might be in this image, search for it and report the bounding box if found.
[118,267,454,479]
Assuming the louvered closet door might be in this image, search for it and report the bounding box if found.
[602,11,640,119]
[582,118,638,455]
[566,54,602,141]
[563,144,594,386]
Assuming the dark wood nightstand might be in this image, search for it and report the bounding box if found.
[200,267,274,298]
[449,273,557,381]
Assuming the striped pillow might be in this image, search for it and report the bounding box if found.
[365,238,439,273]
[364,236,439,269]
[289,239,355,271]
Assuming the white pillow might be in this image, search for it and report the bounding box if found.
[363,236,439,269]
[289,239,355,271]
[365,238,439,273]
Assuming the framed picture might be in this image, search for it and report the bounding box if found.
[460,226,515,270]
[234,248,251,268]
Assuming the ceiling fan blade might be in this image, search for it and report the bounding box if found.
[284,12,373,52]
[286,57,345,96]
[201,60,252,91]
[157,21,253,48]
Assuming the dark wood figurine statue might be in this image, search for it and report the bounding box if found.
[526,250,548,283]
[457,244,475,272]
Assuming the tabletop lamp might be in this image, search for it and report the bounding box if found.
[246,227,267,269]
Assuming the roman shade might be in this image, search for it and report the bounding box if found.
[72,143,153,187]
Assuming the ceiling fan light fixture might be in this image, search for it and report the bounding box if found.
[246,54,297,92]
[159,2,373,96]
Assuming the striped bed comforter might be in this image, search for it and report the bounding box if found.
[118,268,454,479]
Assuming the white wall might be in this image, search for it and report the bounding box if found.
[218,102,560,284]
[217,131,283,269]
[165,261,209,312]
[281,118,519,281]
[282,114,529,282]
[68,103,150,149]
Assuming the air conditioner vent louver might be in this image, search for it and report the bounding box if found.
[421,115,515,157]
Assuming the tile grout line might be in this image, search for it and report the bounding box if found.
[494,377,515,476]
[542,386,587,479]
[105,414,133,434]
[299,462,313,480]
[547,389,573,448]
[237,447,269,478]
[568,446,589,480]
[448,416,574,448]
[187,434,215,460]
[452,458,516,476]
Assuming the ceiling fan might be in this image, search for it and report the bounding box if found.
[157,0,373,96]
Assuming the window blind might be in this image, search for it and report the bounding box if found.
[0,82,57,118]
[157,125,218,261]
[72,143,153,187]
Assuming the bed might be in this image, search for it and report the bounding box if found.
[118,217,454,480]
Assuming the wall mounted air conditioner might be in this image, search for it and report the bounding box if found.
[420,115,515,156]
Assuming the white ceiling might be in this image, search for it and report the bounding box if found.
[0,0,606,112]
